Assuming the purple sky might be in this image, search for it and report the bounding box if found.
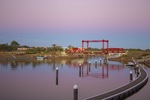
[0,0,150,49]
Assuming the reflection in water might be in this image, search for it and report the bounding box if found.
[75,58,125,79]
[100,59,102,66]
[0,57,125,77]
[79,63,109,79]
[89,63,91,72]
[0,57,130,100]
[0,57,125,71]
[11,61,17,70]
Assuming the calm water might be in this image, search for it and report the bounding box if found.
[0,57,132,100]
[127,64,150,100]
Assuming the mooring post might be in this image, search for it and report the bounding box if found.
[56,67,58,85]
[100,58,101,66]
[130,71,133,82]
[134,65,137,74]
[87,64,89,75]
[137,70,139,77]
[79,64,82,77]
[88,61,91,72]
[136,65,139,77]
[104,56,108,64]
[88,61,91,66]
[95,60,97,68]
[73,84,78,100]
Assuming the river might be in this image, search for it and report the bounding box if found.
[0,56,147,100]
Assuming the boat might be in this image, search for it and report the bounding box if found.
[126,62,134,66]
[37,56,44,60]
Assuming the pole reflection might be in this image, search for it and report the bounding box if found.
[0,58,125,81]
[79,63,109,79]
[77,62,125,79]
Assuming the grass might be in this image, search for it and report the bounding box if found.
[116,49,150,63]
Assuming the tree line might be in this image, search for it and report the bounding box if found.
[0,40,20,51]
[26,46,63,54]
[0,40,64,54]
[1,40,149,53]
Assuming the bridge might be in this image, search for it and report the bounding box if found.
[85,59,148,100]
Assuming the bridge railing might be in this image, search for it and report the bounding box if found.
[103,66,148,100]
[85,58,148,100]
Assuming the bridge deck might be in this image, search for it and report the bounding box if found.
[86,67,147,100]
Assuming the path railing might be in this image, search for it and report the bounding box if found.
[85,59,148,100]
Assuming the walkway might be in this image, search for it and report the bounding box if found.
[85,65,148,100]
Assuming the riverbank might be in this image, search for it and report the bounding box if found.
[143,60,150,67]
[1,49,150,65]
[109,49,150,64]
[0,52,85,61]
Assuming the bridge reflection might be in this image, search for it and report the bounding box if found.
[0,59,125,77]
[79,64,109,79]
[68,62,125,79]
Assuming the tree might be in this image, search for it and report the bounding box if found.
[10,40,20,51]
[68,45,74,48]
[0,43,13,51]
[52,44,56,48]
[11,40,20,47]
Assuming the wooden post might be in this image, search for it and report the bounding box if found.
[73,84,78,100]
[56,67,58,85]
[79,64,82,77]
[95,60,97,68]
[89,61,91,72]
[100,58,101,66]
[136,65,139,77]
[130,71,133,82]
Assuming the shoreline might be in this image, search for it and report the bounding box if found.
[0,52,129,64]
[0,52,87,61]
[0,54,129,64]
[1,51,149,65]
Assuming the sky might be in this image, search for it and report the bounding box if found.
[0,0,150,49]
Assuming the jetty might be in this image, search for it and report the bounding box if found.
[85,62,148,100]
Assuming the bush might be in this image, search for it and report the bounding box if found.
[0,44,13,51]
[25,46,63,54]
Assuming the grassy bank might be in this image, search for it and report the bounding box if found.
[1,49,150,65]
[109,49,150,64]
[0,51,85,61]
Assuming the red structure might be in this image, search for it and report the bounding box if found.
[82,40,109,54]
[65,40,125,54]
[79,64,109,79]
[106,48,125,53]
[65,48,84,53]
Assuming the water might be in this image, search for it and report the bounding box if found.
[0,57,131,100]
[127,64,150,100]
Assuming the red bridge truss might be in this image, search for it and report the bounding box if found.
[82,39,109,54]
